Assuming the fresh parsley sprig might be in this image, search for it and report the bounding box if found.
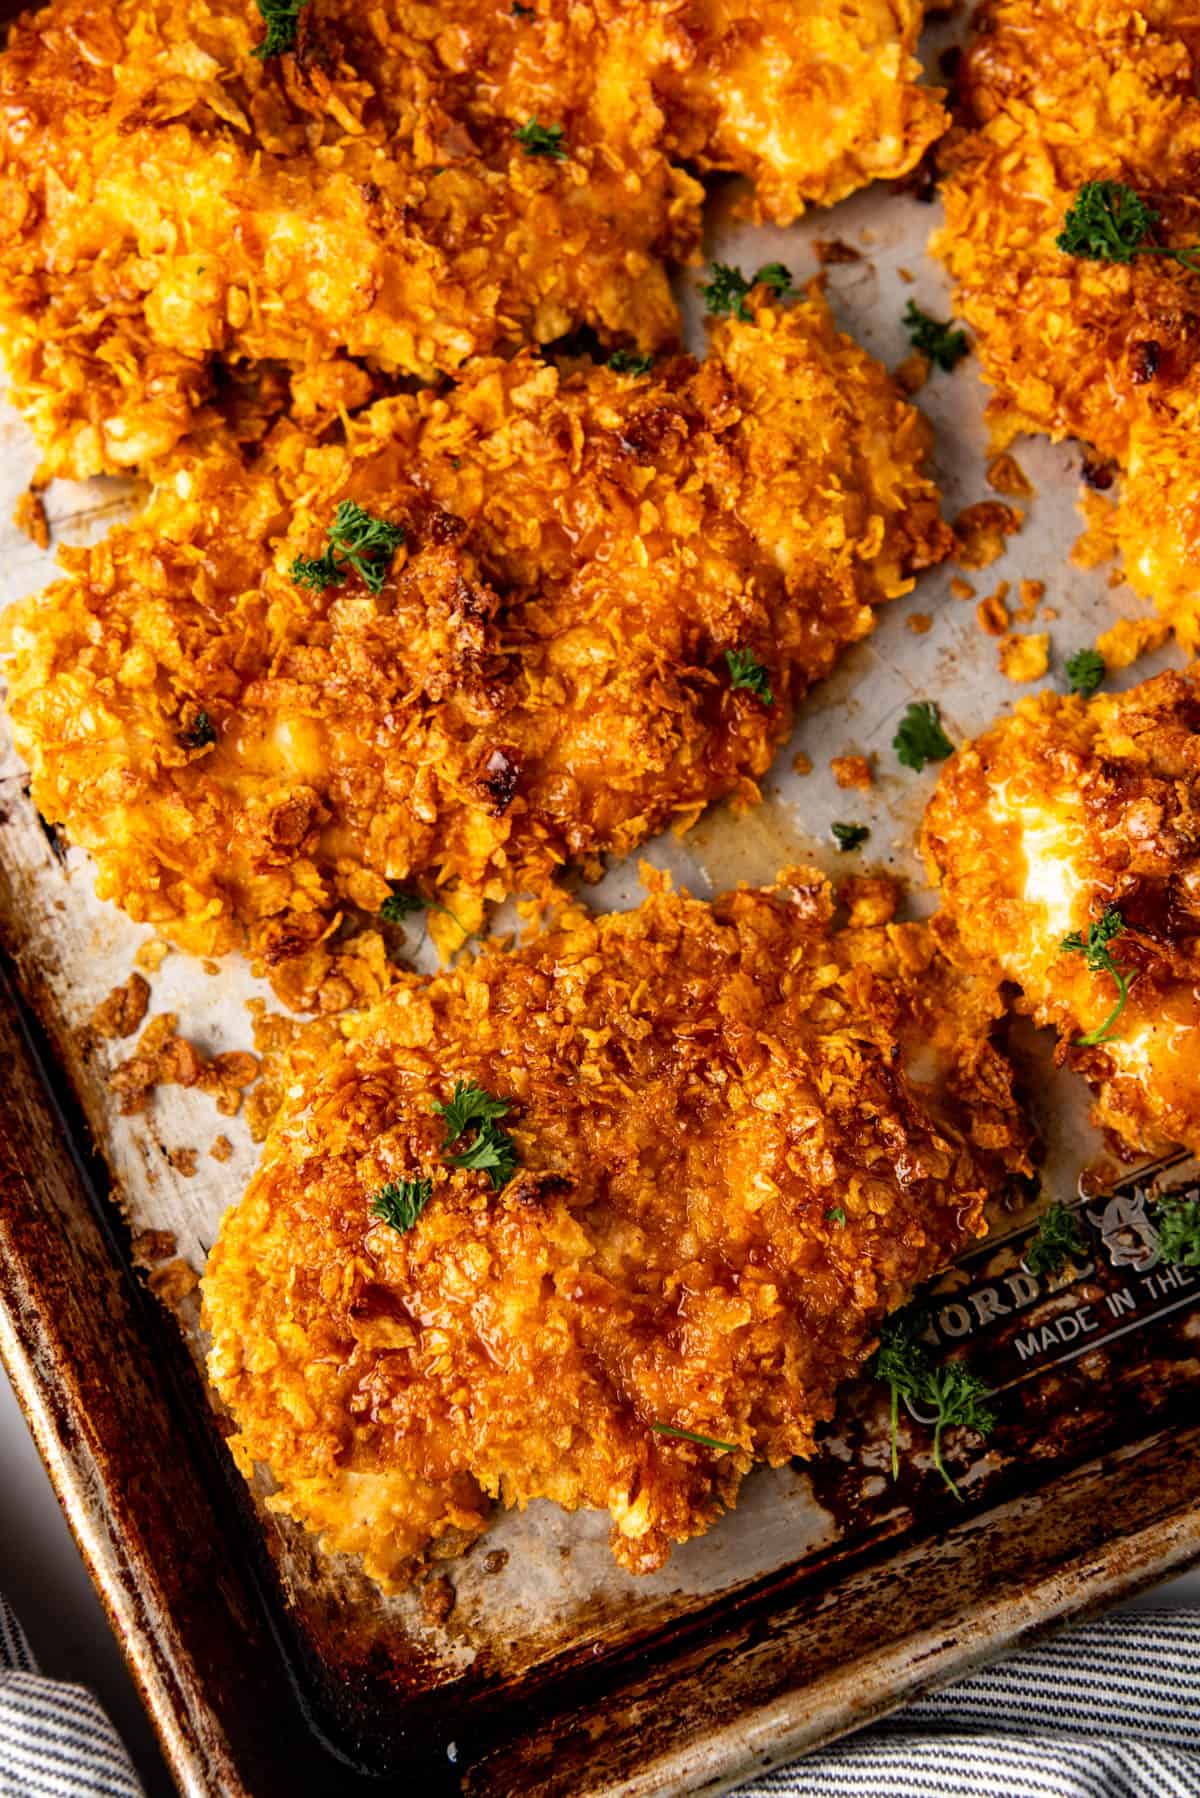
[893,700,953,772]
[651,1422,737,1453]
[831,822,870,852]
[1024,1201,1088,1277]
[369,1177,433,1234]
[700,261,792,322]
[290,501,405,595]
[1057,180,1200,274]
[1065,647,1106,697]
[725,648,774,705]
[871,1310,995,1497]
[1156,1194,1200,1267]
[903,301,969,372]
[254,0,308,58]
[1060,904,1134,1045]
[433,1080,519,1191]
[514,118,567,159]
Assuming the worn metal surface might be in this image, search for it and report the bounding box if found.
[0,6,1198,1793]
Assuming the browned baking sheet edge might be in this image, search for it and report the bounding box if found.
[1,944,1200,1798]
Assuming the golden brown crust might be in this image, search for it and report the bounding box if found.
[3,297,950,1008]
[933,0,1200,649]
[0,0,944,479]
[202,871,1027,1588]
[922,667,1200,1157]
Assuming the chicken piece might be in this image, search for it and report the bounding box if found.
[922,668,1200,1158]
[202,870,1029,1588]
[3,294,950,1010]
[0,0,945,480]
[653,0,946,222]
[933,0,1200,650]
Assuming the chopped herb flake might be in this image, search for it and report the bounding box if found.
[651,1423,737,1453]
[725,647,773,705]
[871,1310,995,1498]
[433,1080,518,1191]
[903,301,969,372]
[1057,180,1200,274]
[1060,904,1133,1045]
[253,0,308,57]
[290,500,405,595]
[700,261,792,322]
[1155,1194,1200,1267]
[513,118,567,159]
[1065,647,1106,698]
[1024,1202,1088,1277]
[831,822,870,852]
[608,349,654,375]
[177,710,217,750]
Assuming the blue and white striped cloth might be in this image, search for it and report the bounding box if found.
[2,1594,1197,1795]
[0,1594,141,1797]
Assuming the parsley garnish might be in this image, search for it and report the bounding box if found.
[827,1206,847,1227]
[177,710,217,750]
[1060,904,1133,1045]
[1057,180,1200,275]
[893,700,953,771]
[513,118,567,159]
[1065,647,1106,697]
[608,349,654,375]
[651,1423,737,1453]
[433,1080,518,1191]
[871,1311,995,1498]
[1024,1202,1088,1277]
[378,886,469,940]
[290,501,405,595]
[369,1177,433,1234]
[1156,1195,1200,1267]
[700,261,792,322]
[903,301,969,372]
[725,648,773,705]
[831,822,870,852]
[253,0,308,58]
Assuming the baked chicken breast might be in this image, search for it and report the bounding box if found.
[0,0,944,478]
[4,294,950,1009]
[923,667,1200,1159]
[202,870,1028,1588]
[934,0,1200,650]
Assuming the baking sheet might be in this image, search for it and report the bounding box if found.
[0,6,1197,1774]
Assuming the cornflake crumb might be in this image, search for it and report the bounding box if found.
[985,454,1034,500]
[893,351,929,395]
[976,583,1011,638]
[147,1260,200,1308]
[420,1575,455,1627]
[132,1229,177,1263]
[998,632,1050,683]
[210,1135,233,1163]
[89,972,150,1040]
[949,577,975,601]
[906,612,933,635]
[482,1549,509,1575]
[1071,491,1118,570]
[812,238,861,265]
[168,1146,199,1177]
[831,754,873,791]
[108,1012,259,1118]
[953,501,1023,570]
[202,959,220,976]
[135,939,169,974]
[1043,606,1059,622]
[791,751,813,776]
[898,266,915,283]
[12,488,49,550]
[1096,615,1170,670]
[1016,578,1045,621]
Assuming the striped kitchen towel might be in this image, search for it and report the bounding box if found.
[742,1608,1200,1797]
[0,1593,142,1798]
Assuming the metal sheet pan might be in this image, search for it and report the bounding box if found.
[0,7,1198,1794]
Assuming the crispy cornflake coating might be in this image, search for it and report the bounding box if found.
[923,668,1200,1158]
[202,871,1028,1587]
[933,0,1200,649]
[0,0,944,478]
[3,297,950,1009]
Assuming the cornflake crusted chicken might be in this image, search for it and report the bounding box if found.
[922,668,1200,1158]
[202,870,1029,1588]
[933,0,1200,649]
[3,296,950,1011]
[0,0,944,480]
